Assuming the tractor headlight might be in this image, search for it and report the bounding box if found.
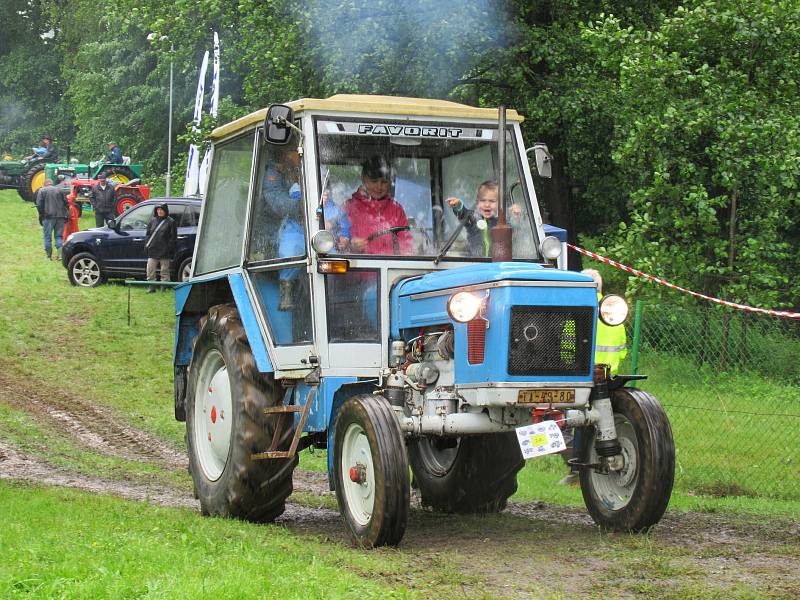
[599,294,629,326]
[311,230,335,254]
[447,292,483,323]
[539,235,562,260]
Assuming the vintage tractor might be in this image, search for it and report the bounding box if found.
[172,95,675,547]
[0,155,48,201]
[66,176,150,217]
[46,160,142,186]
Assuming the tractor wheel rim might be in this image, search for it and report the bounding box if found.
[108,174,130,184]
[416,437,460,476]
[72,258,100,286]
[588,417,639,510]
[31,170,46,193]
[193,349,233,481]
[341,423,375,526]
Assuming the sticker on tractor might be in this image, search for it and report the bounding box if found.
[515,421,566,460]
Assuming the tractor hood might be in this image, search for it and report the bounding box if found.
[394,262,593,298]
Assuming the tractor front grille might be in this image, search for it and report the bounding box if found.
[508,306,594,376]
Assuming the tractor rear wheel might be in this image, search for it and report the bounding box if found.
[19,161,45,202]
[408,432,524,513]
[186,303,296,522]
[115,192,140,216]
[97,165,136,184]
[580,387,675,532]
[334,394,409,547]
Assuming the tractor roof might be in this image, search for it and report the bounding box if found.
[210,95,523,141]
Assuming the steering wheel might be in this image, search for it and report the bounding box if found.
[365,225,411,254]
[366,225,410,242]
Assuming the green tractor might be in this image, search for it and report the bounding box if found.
[45,160,142,187]
[0,156,142,202]
[0,155,48,201]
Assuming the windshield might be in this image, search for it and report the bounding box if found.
[315,118,540,260]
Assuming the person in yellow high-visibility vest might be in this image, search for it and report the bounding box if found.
[559,269,627,485]
[584,269,627,374]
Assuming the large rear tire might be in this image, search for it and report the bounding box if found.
[115,192,140,216]
[186,304,296,522]
[580,387,675,532]
[334,394,409,547]
[408,432,524,513]
[97,165,136,185]
[20,161,45,202]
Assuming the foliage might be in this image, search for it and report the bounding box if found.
[584,0,800,306]
[2,0,800,307]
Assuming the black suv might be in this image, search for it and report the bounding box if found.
[62,198,202,287]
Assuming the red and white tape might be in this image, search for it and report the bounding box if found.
[568,243,800,319]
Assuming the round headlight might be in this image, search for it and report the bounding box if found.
[310,230,335,254]
[447,292,482,323]
[599,294,629,326]
[539,235,562,260]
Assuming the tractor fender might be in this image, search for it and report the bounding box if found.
[174,272,273,373]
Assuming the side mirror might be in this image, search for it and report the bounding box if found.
[106,218,117,229]
[264,104,294,144]
[526,143,552,179]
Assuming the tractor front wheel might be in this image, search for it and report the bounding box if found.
[408,432,523,513]
[186,304,296,522]
[580,387,675,532]
[334,394,409,547]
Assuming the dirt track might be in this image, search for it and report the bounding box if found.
[1,374,799,599]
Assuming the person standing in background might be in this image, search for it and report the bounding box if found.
[89,173,116,227]
[35,179,69,260]
[144,203,177,293]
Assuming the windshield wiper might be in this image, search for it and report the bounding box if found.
[434,217,468,265]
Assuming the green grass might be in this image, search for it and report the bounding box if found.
[0,481,416,599]
[2,190,799,598]
[0,191,185,446]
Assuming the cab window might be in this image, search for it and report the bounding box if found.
[194,133,255,275]
[315,118,539,260]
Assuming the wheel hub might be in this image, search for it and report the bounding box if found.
[349,463,367,484]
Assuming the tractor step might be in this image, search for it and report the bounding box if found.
[251,393,311,461]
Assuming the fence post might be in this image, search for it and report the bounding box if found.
[630,300,643,386]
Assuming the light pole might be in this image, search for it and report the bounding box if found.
[148,33,174,196]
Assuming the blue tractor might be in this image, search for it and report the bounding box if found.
[173,95,675,547]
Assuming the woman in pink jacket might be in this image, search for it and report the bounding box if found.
[344,156,412,255]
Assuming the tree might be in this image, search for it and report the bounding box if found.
[586,0,800,307]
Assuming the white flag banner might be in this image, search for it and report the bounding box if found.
[199,32,220,197]
[184,50,209,197]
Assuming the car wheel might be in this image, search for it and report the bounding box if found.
[67,252,105,287]
[178,257,193,282]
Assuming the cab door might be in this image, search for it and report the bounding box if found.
[245,128,316,371]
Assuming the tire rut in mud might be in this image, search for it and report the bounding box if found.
[0,370,186,468]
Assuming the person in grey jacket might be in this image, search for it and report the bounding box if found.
[35,179,69,260]
[144,203,177,292]
[89,172,116,227]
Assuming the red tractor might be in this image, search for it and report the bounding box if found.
[66,177,150,219]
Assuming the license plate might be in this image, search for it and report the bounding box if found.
[517,389,575,404]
